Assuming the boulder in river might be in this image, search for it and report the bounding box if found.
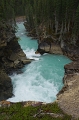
[37,41,63,55]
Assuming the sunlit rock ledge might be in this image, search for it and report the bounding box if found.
[57,61,79,119]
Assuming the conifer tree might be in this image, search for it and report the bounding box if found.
[74,4,79,36]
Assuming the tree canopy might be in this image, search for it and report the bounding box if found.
[0,0,79,46]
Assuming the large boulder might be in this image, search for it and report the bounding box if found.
[37,41,63,55]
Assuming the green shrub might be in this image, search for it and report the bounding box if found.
[0,102,73,120]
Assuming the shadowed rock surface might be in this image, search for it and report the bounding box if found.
[0,70,13,101]
[0,21,31,101]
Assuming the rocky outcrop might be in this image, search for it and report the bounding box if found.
[64,61,79,74]
[0,21,31,101]
[57,61,79,119]
[36,37,79,60]
[24,21,79,61]
[62,46,79,61]
[36,37,63,55]
[2,38,31,74]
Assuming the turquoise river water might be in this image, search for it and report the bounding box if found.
[8,22,71,103]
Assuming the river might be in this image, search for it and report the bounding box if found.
[8,22,71,103]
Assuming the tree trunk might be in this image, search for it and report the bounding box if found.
[55,12,58,33]
[59,21,63,41]
[64,21,67,33]
[67,21,70,32]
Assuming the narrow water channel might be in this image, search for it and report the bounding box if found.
[8,22,71,103]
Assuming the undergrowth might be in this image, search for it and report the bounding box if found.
[0,102,72,120]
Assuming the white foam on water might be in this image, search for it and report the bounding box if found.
[24,48,41,60]
[8,62,58,103]
[7,22,71,103]
[21,33,24,35]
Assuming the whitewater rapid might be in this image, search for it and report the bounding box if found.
[7,22,71,103]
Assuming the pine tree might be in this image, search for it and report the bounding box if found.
[74,4,79,36]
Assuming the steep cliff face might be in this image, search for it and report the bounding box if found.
[57,61,79,119]
[0,21,31,101]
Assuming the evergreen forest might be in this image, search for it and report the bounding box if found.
[0,0,79,46]
[0,1,79,119]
